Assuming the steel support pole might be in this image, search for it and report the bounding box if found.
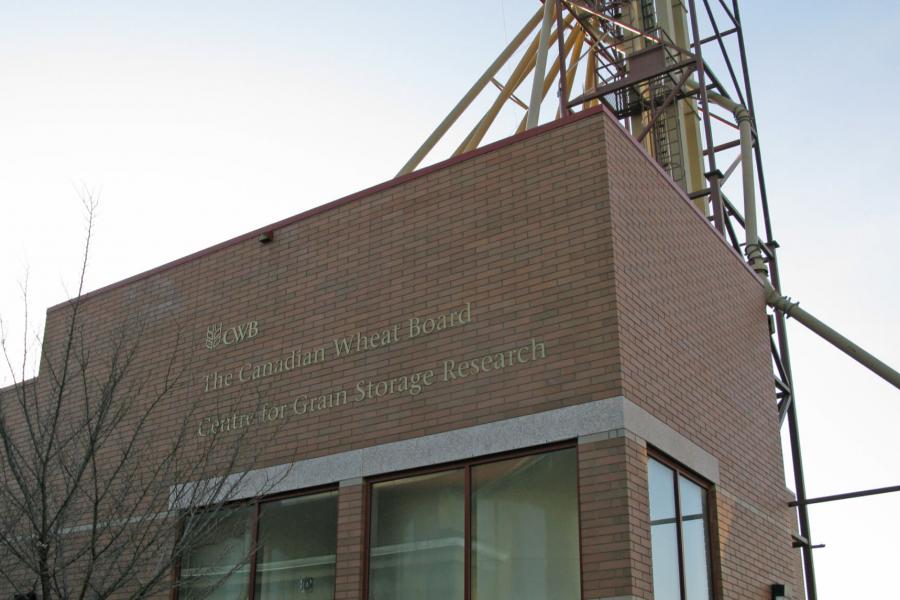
[768,254,818,600]
[555,0,571,117]
[786,375,818,600]
[517,27,581,133]
[729,2,815,595]
[731,0,774,242]
[687,0,725,233]
[526,0,556,129]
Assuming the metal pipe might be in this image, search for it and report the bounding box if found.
[679,84,747,251]
[735,105,766,276]
[526,0,557,129]
[396,7,543,176]
[692,80,900,390]
[683,82,765,276]
[764,284,900,390]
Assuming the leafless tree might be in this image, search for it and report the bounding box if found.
[0,195,281,599]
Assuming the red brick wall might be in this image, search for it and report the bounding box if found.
[40,111,622,478]
[603,116,804,597]
[334,483,365,600]
[578,434,654,599]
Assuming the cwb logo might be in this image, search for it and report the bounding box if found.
[205,320,259,350]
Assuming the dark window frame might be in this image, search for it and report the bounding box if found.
[361,440,581,600]
[647,449,719,600]
[173,482,339,600]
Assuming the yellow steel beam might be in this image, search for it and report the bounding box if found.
[455,12,575,156]
[397,6,543,176]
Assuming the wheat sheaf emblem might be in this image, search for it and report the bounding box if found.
[205,323,223,350]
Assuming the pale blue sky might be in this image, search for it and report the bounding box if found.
[1,2,897,598]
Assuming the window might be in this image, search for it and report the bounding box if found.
[648,456,713,600]
[179,505,255,600]
[366,446,580,600]
[179,489,338,600]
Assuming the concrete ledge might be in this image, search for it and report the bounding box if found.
[172,395,718,506]
[622,400,720,483]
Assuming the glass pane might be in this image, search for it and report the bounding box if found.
[648,459,676,522]
[179,505,253,600]
[679,476,711,600]
[649,459,680,600]
[471,448,580,600]
[678,475,704,518]
[650,522,681,600]
[368,470,465,600]
[255,491,338,600]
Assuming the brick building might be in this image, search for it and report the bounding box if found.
[8,106,803,599]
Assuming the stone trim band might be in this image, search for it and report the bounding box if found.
[172,395,718,508]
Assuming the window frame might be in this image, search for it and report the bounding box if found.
[647,449,719,600]
[361,441,581,600]
[173,482,339,600]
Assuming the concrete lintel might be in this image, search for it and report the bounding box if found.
[622,400,720,483]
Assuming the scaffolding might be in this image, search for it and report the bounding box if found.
[398,2,900,599]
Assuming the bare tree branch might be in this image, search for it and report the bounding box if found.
[0,196,285,599]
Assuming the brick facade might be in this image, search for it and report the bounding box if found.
[4,106,802,598]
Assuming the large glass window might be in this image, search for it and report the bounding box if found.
[648,456,713,600]
[179,505,254,600]
[369,470,465,600]
[367,447,580,600]
[179,489,338,600]
[255,491,338,600]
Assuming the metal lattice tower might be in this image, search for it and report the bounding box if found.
[398,2,900,599]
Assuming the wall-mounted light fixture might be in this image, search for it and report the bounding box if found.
[258,230,274,244]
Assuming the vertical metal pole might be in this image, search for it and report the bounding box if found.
[584,45,597,109]
[527,0,556,129]
[769,253,819,600]
[555,0,571,117]
[731,0,773,242]
[729,1,817,596]
[687,0,725,234]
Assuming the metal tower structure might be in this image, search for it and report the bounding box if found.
[398,2,900,599]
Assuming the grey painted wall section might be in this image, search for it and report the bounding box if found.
[170,395,718,508]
